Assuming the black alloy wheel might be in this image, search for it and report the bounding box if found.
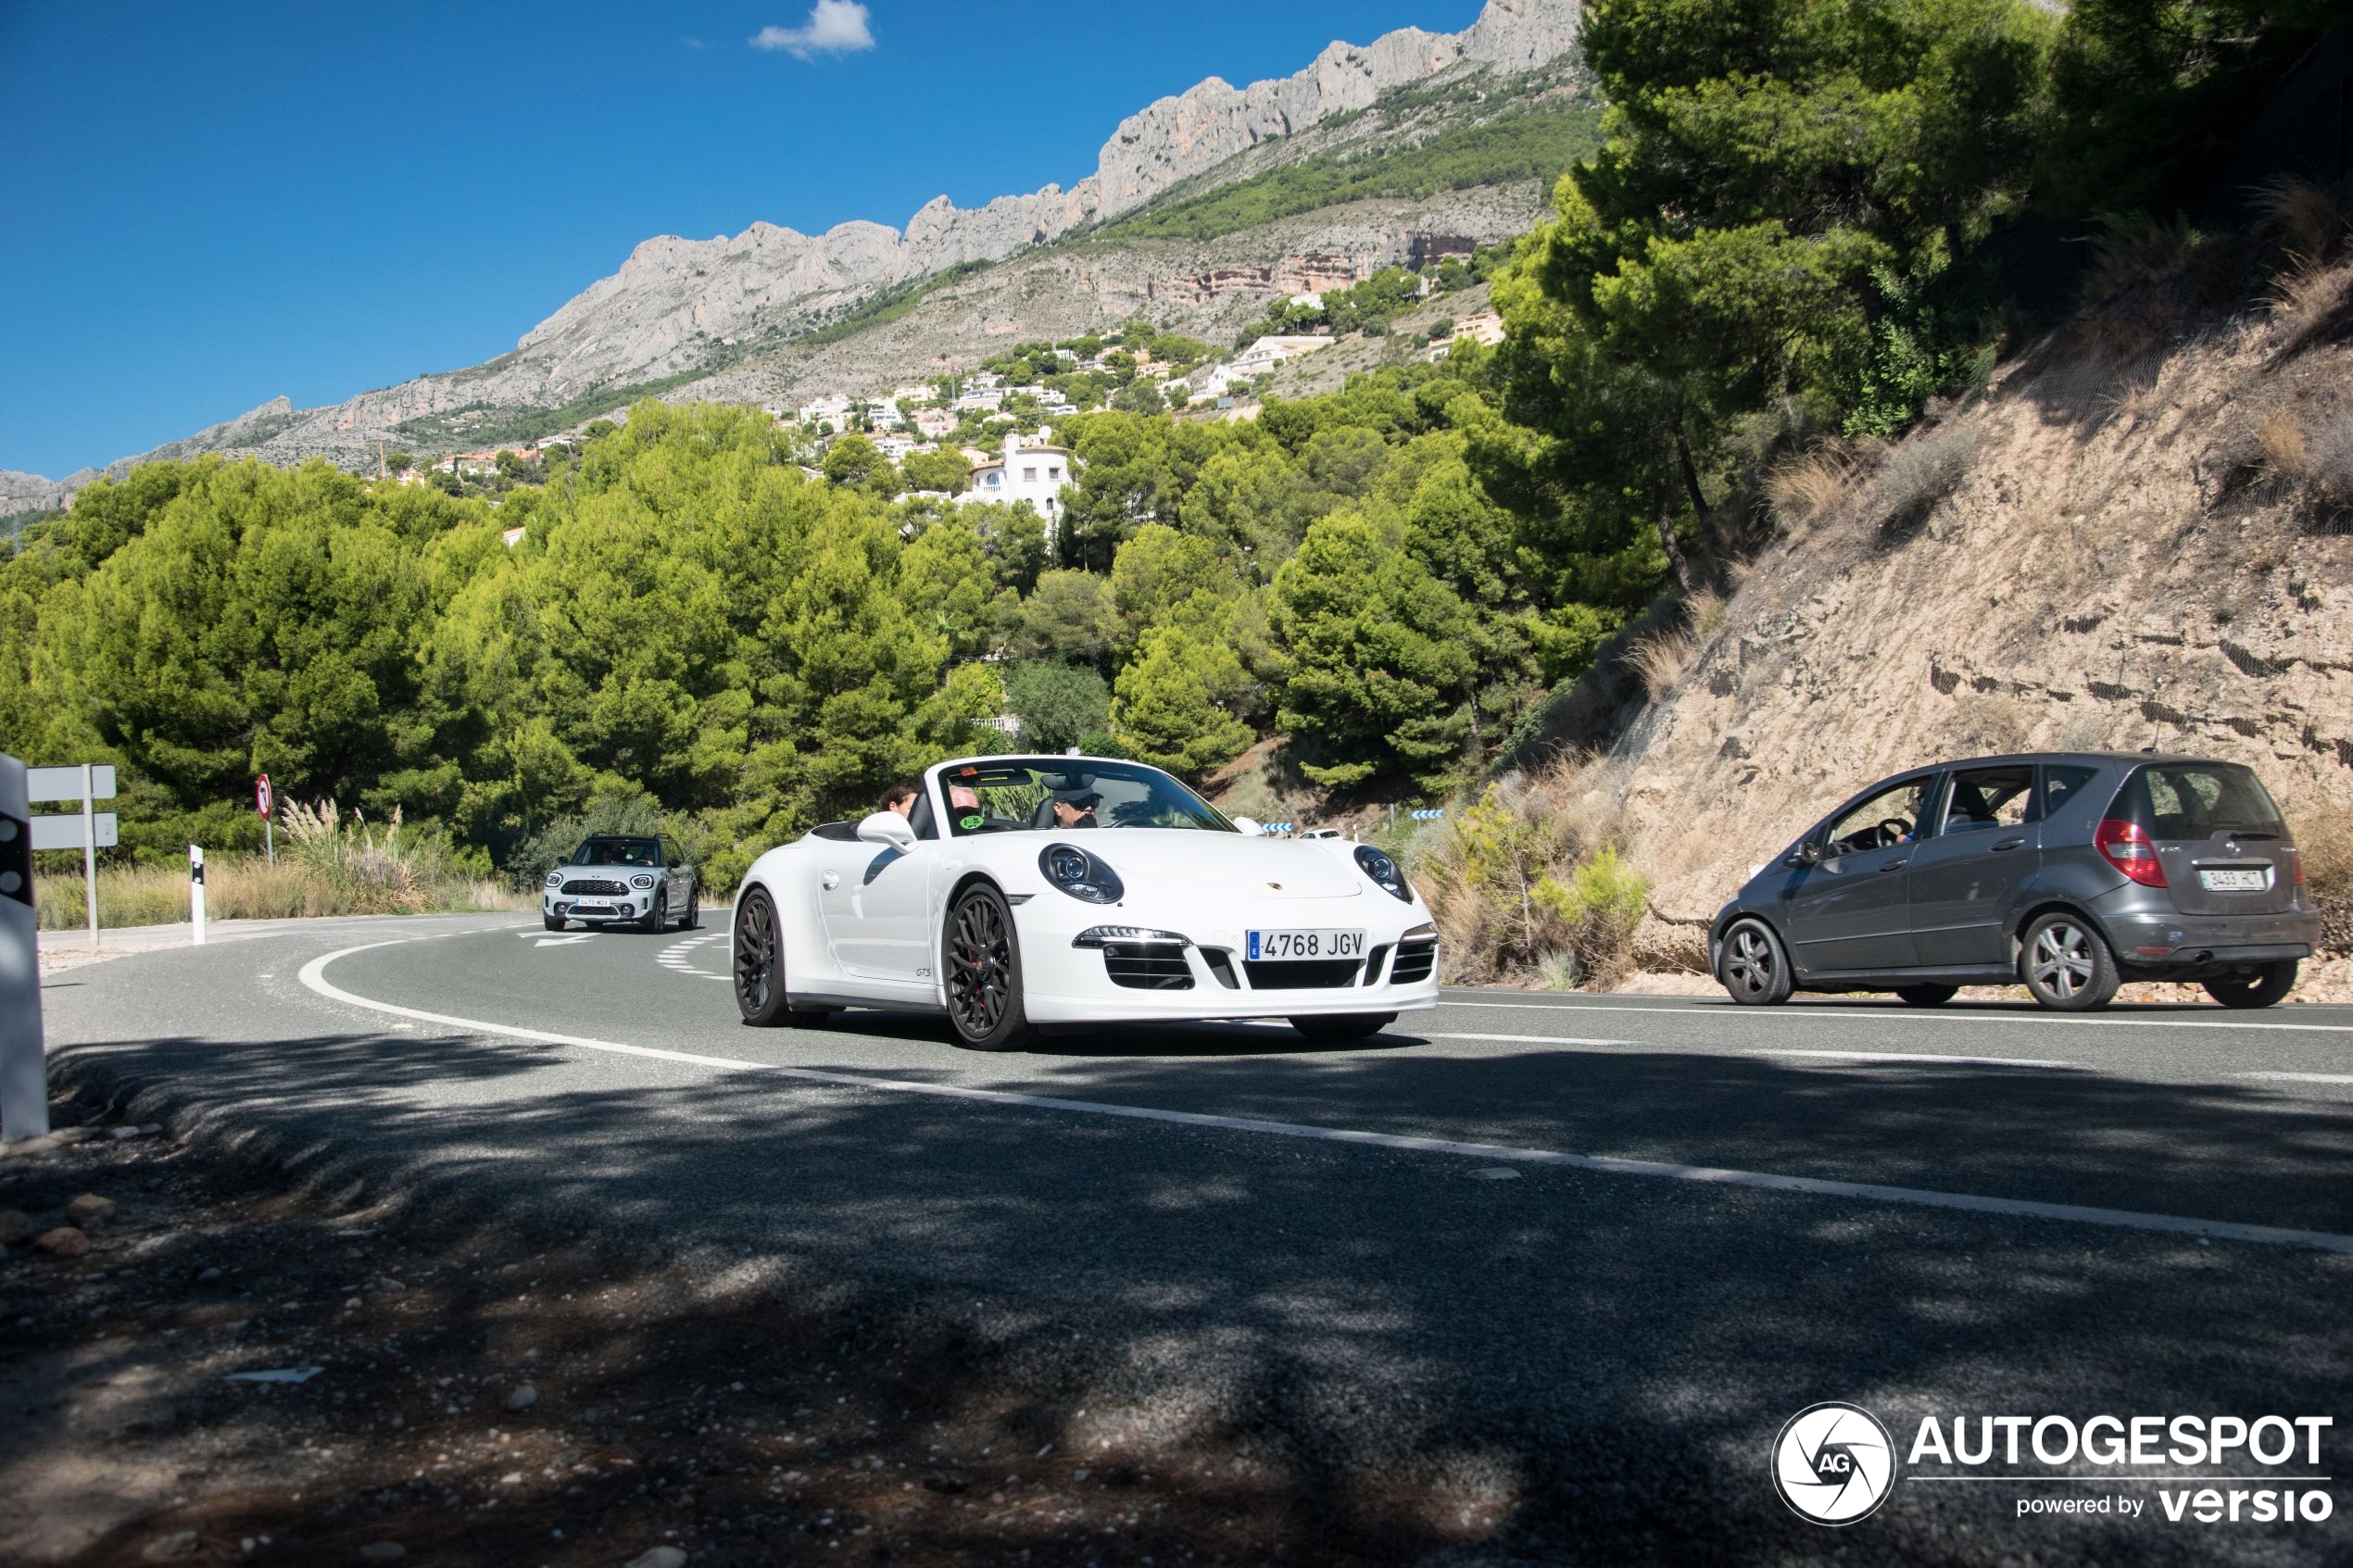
[2205,959,2298,1010]
[1290,1013,1396,1042]
[643,884,670,935]
[543,912,564,932]
[684,882,701,930]
[1894,984,1959,1007]
[945,884,1035,1051]
[735,888,791,1025]
[1719,918,1794,1005]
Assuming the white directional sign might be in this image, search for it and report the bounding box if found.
[30,812,117,852]
[27,765,115,803]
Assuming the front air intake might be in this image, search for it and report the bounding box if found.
[1389,937,1437,985]
[1243,959,1361,990]
[1103,940,1193,990]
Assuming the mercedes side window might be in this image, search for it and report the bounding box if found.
[2036,764,2099,822]
[1941,766,2033,834]
[1823,777,1933,856]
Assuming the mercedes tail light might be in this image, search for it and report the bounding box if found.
[2095,818,2166,887]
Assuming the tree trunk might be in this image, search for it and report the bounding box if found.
[1655,503,1694,595]
[1672,420,1709,524]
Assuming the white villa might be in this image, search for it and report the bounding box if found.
[959,431,1077,540]
[1231,334,1334,377]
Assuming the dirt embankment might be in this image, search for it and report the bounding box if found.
[1586,275,2353,967]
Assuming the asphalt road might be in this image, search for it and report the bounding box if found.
[34,913,2353,1565]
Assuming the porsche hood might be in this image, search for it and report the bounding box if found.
[1049,832,1368,900]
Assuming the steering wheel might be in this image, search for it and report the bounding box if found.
[1877,817,1912,847]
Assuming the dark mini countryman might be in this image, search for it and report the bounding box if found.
[1710,753,2321,1011]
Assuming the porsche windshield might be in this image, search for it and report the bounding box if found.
[937,760,1238,834]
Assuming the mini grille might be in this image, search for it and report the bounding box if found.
[561,878,631,897]
[1244,959,1361,990]
[1103,941,1192,990]
[1389,940,1437,984]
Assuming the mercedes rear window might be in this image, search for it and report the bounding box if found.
[2111,764,2285,839]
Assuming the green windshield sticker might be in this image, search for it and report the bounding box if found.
[959,814,984,830]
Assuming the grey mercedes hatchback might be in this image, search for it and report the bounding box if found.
[1710,753,2321,1010]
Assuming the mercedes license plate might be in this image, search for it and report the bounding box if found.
[2199,868,2271,892]
[1247,928,1364,961]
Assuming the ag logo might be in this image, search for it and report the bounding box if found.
[1772,1402,1896,1525]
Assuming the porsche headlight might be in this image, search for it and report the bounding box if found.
[1354,846,1413,903]
[1039,844,1123,904]
[630,873,657,889]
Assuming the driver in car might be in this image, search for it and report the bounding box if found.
[1051,790,1101,830]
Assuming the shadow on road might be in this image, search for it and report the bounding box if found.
[43,1022,2353,1567]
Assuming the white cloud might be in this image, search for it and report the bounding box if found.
[749,1,875,60]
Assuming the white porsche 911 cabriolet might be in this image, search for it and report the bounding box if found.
[728,756,1440,1049]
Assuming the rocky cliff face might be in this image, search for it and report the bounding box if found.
[17,0,1583,487]
[1580,295,2353,950]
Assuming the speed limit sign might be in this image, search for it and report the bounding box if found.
[256,774,272,817]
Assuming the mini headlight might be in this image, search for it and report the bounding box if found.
[544,872,561,887]
[1354,846,1413,903]
[630,873,656,889]
[1039,844,1123,904]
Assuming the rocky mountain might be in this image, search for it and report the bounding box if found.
[18,0,1585,494]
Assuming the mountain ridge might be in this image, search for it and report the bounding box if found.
[16,0,1583,495]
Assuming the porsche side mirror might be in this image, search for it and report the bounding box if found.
[856,810,916,850]
[1231,815,1264,837]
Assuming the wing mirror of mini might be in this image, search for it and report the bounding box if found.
[857,810,917,850]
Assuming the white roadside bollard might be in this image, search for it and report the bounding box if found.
[0,754,49,1142]
[189,844,207,946]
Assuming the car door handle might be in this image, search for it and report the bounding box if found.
[1991,837,2025,851]
[821,872,840,890]
[1879,859,1907,872]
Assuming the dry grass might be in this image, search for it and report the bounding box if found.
[1868,423,1977,535]
[1624,626,1698,699]
[2288,795,2353,951]
[33,857,519,931]
[1764,441,1870,532]
[2253,175,2353,270]
[2264,257,2353,358]
[2252,398,2353,523]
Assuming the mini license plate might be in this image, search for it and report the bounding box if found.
[1247,928,1365,961]
[2199,867,2271,892]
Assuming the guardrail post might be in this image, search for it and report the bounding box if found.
[189,845,207,946]
[0,754,48,1142]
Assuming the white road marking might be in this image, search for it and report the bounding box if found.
[534,935,592,948]
[1424,1033,2076,1070]
[1438,997,2353,1034]
[2241,1071,2353,1085]
[296,940,2353,1255]
[1754,1048,2079,1070]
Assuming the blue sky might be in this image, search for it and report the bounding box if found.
[0,1,1482,479]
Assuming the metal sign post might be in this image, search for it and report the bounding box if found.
[29,765,118,948]
[0,754,48,1142]
[189,846,207,946]
[258,774,274,866]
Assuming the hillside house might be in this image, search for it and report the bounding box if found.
[912,408,957,439]
[959,431,1077,540]
[1232,335,1333,377]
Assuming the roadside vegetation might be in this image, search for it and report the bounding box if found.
[34,802,513,930]
[4,0,2341,975]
